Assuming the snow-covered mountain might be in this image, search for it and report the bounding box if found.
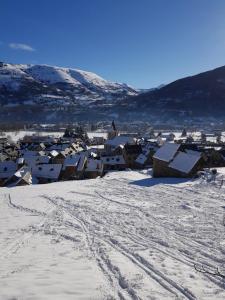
[0,62,138,122]
[2,62,225,123]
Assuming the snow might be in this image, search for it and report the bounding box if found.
[3,131,63,142]
[0,63,138,106]
[2,130,108,143]
[25,64,119,90]
[14,167,29,178]
[0,170,225,299]
[169,151,201,174]
[153,143,180,162]
[49,150,59,157]
[87,132,107,139]
[27,65,83,86]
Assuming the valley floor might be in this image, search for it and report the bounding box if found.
[0,170,225,299]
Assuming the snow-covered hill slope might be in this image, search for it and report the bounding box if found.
[0,170,225,299]
[0,62,138,122]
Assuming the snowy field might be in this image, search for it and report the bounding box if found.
[0,170,225,299]
[1,130,107,142]
[2,131,63,142]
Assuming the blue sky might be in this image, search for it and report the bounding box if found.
[1,0,225,88]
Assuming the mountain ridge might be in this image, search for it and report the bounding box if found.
[1,62,225,123]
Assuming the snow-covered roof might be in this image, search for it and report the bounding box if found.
[24,156,38,168]
[63,154,80,168]
[32,164,62,179]
[22,150,38,157]
[105,136,135,147]
[36,155,50,164]
[153,143,180,162]
[50,150,59,157]
[0,161,17,178]
[206,136,217,143]
[135,154,148,165]
[4,166,32,187]
[185,150,201,157]
[14,166,30,178]
[48,143,70,151]
[17,157,24,165]
[102,155,126,165]
[169,151,201,174]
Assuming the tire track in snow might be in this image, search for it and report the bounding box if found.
[98,184,225,266]
[43,194,197,299]
[42,194,140,300]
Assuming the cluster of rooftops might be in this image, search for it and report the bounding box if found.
[0,128,225,187]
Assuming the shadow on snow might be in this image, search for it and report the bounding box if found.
[130,177,190,187]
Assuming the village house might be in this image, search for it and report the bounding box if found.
[60,154,82,180]
[32,163,62,184]
[4,147,19,161]
[75,154,88,179]
[17,157,25,168]
[0,161,18,185]
[122,144,142,168]
[156,132,175,146]
[152,143,181,177]
[168,151,204,178]
[90,136,105,145]
[51,151,67,164]
[3,166,32,187]
[46,142,71,152]
[32,142,46,152]
[0,153,9,162]
[200,133,219,144]
[70,142,85,153]
[101,155,127,171]
[153,143,204,178]
[84,159,104,179]
[88,145,105,158]
[135,145,155,168]
[104,135,136,154]
[21,149,39,158]
[21,135,56,147]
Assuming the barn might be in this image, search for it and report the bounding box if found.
[153,143,180,177]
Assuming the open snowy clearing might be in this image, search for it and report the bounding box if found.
[0,170,225,299]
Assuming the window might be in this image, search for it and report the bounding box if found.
[50,168,54,171]
[116,158,120,162]
[106,158,110,162]
[38,167,42,171]
[3,167,7,172]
